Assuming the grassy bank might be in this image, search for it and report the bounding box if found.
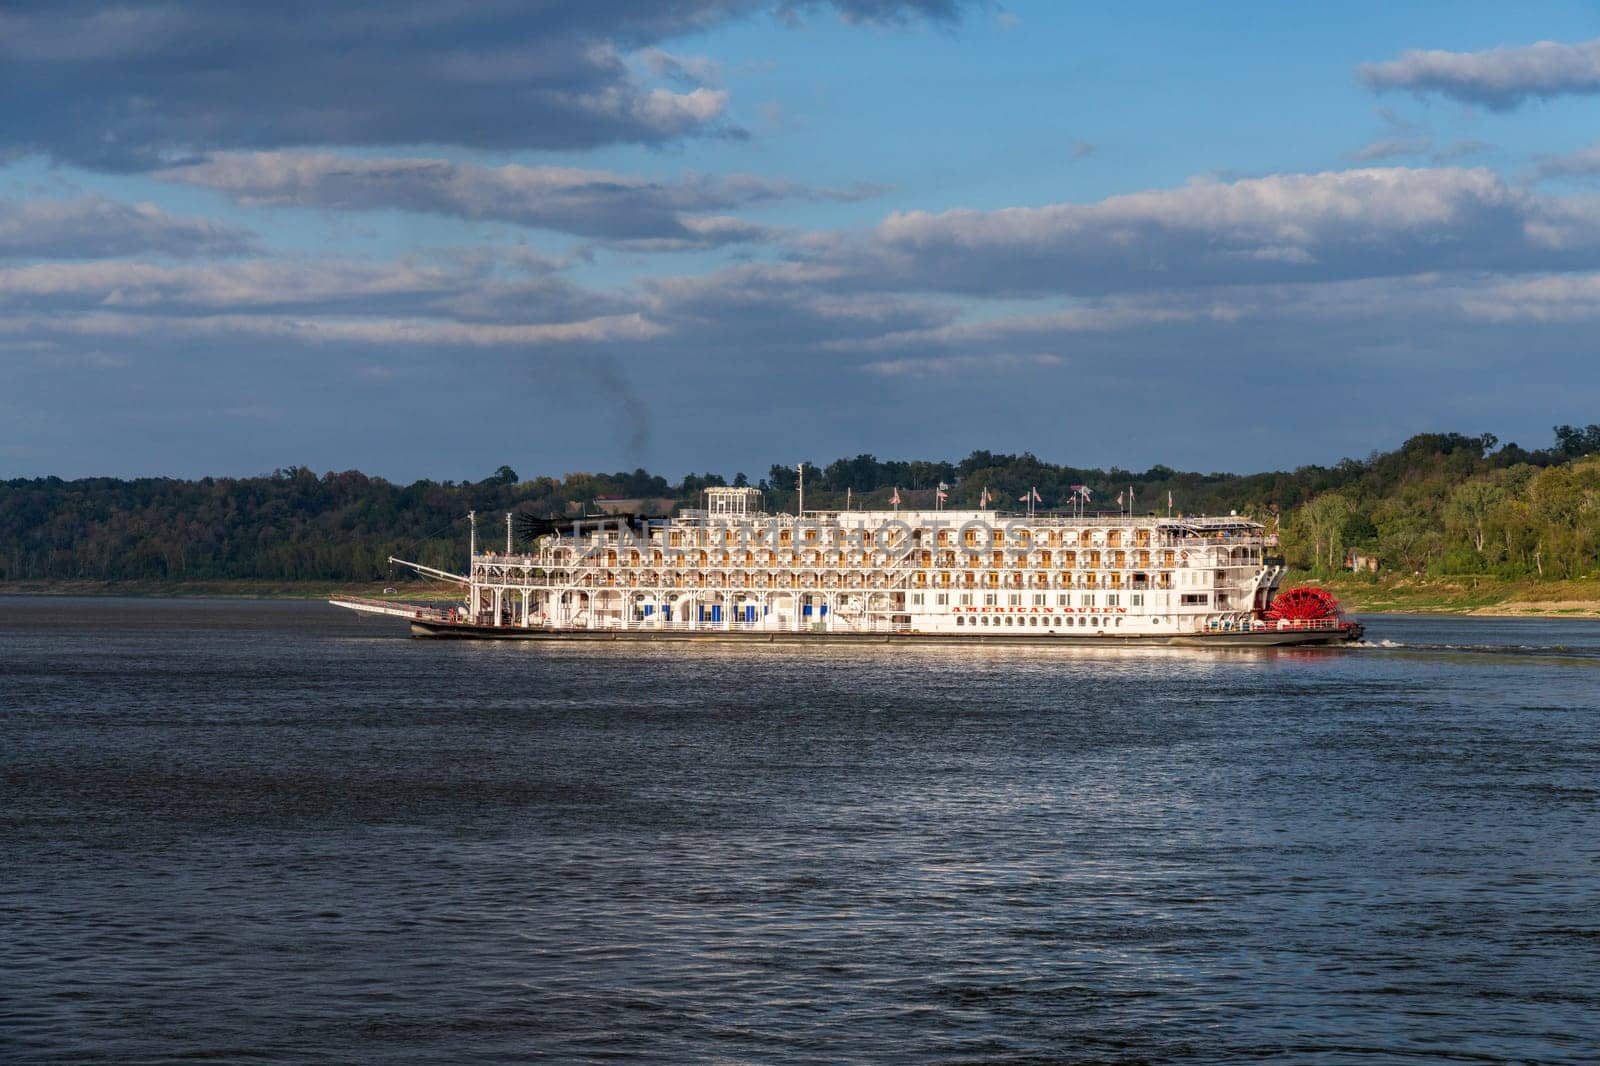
[6,574,1600,618]
[1285,572,1600,617]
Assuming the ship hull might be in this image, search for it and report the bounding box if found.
[406,618,1363,646]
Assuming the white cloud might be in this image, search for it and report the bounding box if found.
[0,195,253,259]
[631,87,729,129]
[0,251,636,333]
[1360,37,1600,109]
[638,48,724,88]
[861,352,1063,376]
[1535,142,1600,181]
[0,310,664,347]
[156,151,883,245]
[0,258,473,310]
[1350,137,1432,161]
[600,215,779,252]
[849,167,1600,295]
[832,303,1236,352]
[1459,273,1600,321]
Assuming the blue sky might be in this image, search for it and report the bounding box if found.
[5,0,1600,480]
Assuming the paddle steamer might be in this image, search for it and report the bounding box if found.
[331,487,1361,646]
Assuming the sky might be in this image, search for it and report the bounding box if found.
[5,0,1600,481]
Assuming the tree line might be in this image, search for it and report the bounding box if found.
[2,425,1598,583]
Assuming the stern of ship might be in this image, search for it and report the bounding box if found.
[1257,585,1363,644]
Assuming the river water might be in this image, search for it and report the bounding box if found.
[2,598,1597,1064]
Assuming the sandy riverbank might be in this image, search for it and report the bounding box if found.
[1461,600,1600,618]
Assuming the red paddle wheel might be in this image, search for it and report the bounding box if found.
[1262,586,1343,622]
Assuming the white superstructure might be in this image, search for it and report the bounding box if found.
[436,488,1303,638]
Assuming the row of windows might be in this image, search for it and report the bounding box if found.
[656,528,1167,548]
[955,615,1132,629]
[544,544,1252,568]
[555,552,1215,571]
[910,592,1147,608]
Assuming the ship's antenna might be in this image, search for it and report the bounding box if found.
[468,510,477,619]
[506,511,513,554]
[796,462,804,517]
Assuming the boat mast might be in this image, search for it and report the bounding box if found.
[797,463,804,517]
[468,510,477,617]
[506,511,513,554]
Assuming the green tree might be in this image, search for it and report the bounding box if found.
[1373,506,1440,573]
[1443,480,1506,556]
[1298,492,1356,573]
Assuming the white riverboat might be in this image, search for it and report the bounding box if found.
[332,487,1362,646]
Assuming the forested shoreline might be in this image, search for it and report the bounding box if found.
[3,426,1598,586]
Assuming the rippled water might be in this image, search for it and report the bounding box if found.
[3,598,1598,1064]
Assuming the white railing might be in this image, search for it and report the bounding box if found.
[336,596,459,622]
[488,616,915,636]
[1203,616,1351,634]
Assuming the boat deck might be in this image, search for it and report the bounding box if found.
[398,616,1363,647]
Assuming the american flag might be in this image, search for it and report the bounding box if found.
[936,482,949,502]
[979,487,991,508]
[1032,487,1043,503]
[890,487,902,506]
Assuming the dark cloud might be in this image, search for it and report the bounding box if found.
[1432,139,1491,162]
[10,267,1593,481]
[640,260,955,344]
[1359,37,1600,110]
[10,157,1600,480]
[156,151,885,244]
[595,216,781,252]
[1349,137,1432,161]
[639,48,725,88]
[1534,142,1600,181]
[1348,137,1489,163]
[0,0,972,169]
[15,165,1600,366]
[779,0,969,23]
[0,195,254,259]
[18,163,1597,366]
[0,253,628,331]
